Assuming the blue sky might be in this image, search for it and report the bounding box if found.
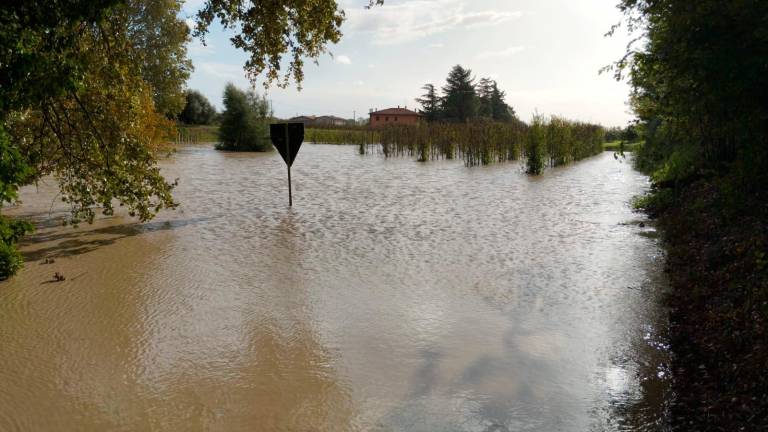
[181,0,635,127]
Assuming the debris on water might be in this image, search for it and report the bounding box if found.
[53,272,66,282]
[43,257,55,264]
[639,222,646,228]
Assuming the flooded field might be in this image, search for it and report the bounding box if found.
[0,144,669,431]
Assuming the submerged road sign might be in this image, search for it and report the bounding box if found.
[270,123,304,206]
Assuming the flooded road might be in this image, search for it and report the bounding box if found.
[0,145,669,431]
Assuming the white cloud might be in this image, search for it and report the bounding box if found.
[343,0,521,45]
[336,55,352,65]
[198,62,248,83]
[188,39,215,56]
[428,43,445,48]
[476,46,525,59]
[461,11,520,28]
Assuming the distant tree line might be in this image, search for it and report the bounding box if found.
[416,65,518,124]
[604,125,639,143]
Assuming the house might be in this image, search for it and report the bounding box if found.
[315,115,348,127]
[368,107,422,128]
[287,115,349,127]
[287,115,317,124]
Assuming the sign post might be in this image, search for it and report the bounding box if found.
[269,123,304,206]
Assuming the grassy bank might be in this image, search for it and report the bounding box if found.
[636,178,768,429]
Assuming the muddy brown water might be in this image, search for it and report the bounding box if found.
[0,145,669,431]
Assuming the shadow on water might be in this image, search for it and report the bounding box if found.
[20,217,214,262]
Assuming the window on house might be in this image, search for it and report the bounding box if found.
[385,116,389,121]
[376,116,380,121]
[394,117,398,121]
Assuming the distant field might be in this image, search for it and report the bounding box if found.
[603,140,643,152]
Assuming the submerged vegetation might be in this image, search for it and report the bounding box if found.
[357,117,603,169]
[352,63,603,169]
[176,125,220,144]
[305,127,379,146]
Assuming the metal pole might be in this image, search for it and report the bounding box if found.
[288,165,292,206]
[285,126,292,206]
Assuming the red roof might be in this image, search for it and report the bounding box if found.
[370,107,422,116]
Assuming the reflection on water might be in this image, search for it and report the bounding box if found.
[0,145,669,431]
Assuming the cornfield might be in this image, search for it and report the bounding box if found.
[361,117,604,170]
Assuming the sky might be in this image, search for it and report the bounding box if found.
[181,0,635,127]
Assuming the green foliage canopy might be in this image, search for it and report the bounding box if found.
[193,0,345,89]
[180,90,218,125]
[611,0,768,186]
[127,0,192,117]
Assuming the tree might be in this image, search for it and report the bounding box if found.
[0,0,350,277]
[476,78,495,119]
[611,0,768,184]
[127,0,192,117]
[179,91,217,125]
[415,84,442,122]
[193,0,345,89]
[217,84,273,151]
[441,65,477,122]
[489,81,514,122]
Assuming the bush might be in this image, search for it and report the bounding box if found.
[0,217,33,279]
[0,126,33,278]
[179,90,217,125]
[216,84,272,152]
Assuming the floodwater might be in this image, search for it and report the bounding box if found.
[0,145,669,431]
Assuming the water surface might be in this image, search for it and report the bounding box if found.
[0,145,669,431]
